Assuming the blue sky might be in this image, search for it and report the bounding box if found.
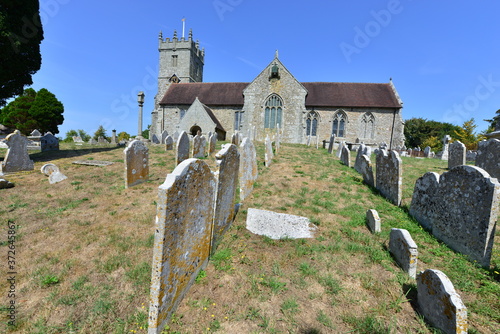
[28,0,500,137]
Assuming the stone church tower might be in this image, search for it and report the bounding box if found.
[151,29,205,136]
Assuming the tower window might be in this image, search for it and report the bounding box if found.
[332,111,347,137]
[264,94,283,129]
[306,111,319,136]
[172,55,178,67]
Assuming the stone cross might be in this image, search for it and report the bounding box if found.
[0,130,34,173]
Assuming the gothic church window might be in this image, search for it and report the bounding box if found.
[264,94,283,129]
[306,111,319,136]
[361,112,375,139]
[172,55,178,67]
[234,111,244,130]
[332,111,347,137]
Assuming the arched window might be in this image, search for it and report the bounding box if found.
[361,112,375,139]
[332,111,347,137]
[264,94,283,129]
[306,111,319,136]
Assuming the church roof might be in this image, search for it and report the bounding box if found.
[160,82,402,108]
[202,103,226,132]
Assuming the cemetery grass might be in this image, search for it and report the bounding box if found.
[0,143,497,333]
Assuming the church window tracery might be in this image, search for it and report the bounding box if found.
[361,112,375,139]
[332,111,347,137]
[306,111,319,136]
[264,94,283,129]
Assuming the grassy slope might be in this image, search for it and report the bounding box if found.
[0,142,498,334]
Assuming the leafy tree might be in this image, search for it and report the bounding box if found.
[421,136,440,152]
[141,124,150,140]
[93,125,108,141]
[64,129,90,142]
[453,118,484,150]
[117,131,130,142]
[404,118,461,152]
[483,109,500,134]
[0,88,64,134]
[0,1,44,106]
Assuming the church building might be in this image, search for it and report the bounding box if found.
[150,30,405,148]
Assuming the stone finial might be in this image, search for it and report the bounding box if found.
[173,30,178,39]
[159,31,163,40]
[189,28,193,39]
[275,49,279,59]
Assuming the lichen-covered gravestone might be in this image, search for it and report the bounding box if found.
[358,154,374,187]
[340,145,350,167]
[448,140,466,169]
[239,137,258,201]
[124,139,149,188]
[264,135,273,167]
[417,269,467,334]
[475,138,500,179]
[176,131,190,165]
[0,130,34,173]
[164,135,174,151]
[208,133,217,155]
[389,228,418,279]
[375,149,402,206]
[192,132,206,158]
[212,144,240,250]
[354,144,371,174]
[40,132,59,151]
[148,159,215,334]
[409,172,440,231]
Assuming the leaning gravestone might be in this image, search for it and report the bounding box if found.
[164,135,174,151]
[389,228,418,279]
[0,130,34,173]
[448,141,466,169]
[239,137,258,201]
[417,269,467,334]
[366,209,381,233]
[192,132,206,158]
[72,136,84,144]
[358,154,375,187]
[176,131,190,165]
[124,139,149,188]
[327,134,335,154]
[375,149,403,206]
[264,135,273,167]
[40,132,59,151]
[354,144,371,174]
[336,141,345,158]
[409,172,440,231]
[148,159,215,334]
[340,145,350,167]
[212,144,240,250]
[475,138,500,179]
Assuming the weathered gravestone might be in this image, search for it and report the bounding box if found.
[410,165,500,267]
[264,135,273,167]
[340,145,350,167]
[375,149,402,206]
[98,136,108,144]
[40,132,59,151]
[440,135,451,160]
[423,146,432,158]
[389,228,418,279]
[30,129,41,137]
[366,209,381,233]
[336,140,345,158]
[417,269,467,334]
[354,144,371,174]
[111,130,117,144]
[0,130,34,173]
[176,131,190,165]
[246,208,318,240]
[208,133,217,155]
[358,154,375,187]
[475,138,500,179]
[164,135,174,151]
[231,132,241,146]
[124,139,149,188]
[212,144,240,250]
[151,134,160,144]
[41,163,67,184]
[89,138,97,145]
[160,130,168,144]
[239,137,258,201]
[72,136,84,143]
[409,172,440,231]
[192,132,207,158]
[148,159,215,334]
[172,130,180,142]
[448,141,466,169]
[327,134,335,154]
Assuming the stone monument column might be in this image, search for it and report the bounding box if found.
[137,91,145,138]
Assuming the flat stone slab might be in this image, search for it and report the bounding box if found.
[72,160,115,166]
[246,208,318,239]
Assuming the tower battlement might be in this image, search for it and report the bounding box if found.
[158,29,205,62]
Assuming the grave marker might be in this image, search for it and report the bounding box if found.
[164,135,174,151]
[176,131,190,165]
[265,135,273,167]
[475,138,500,179]
[0,130,34,173]
[389,228,418,278]
[366,209,381,233]
[375,149,402,206]
[448,141,466,169]
[124,139,149,188]
[40,132,59,151]
[239,137,258,201]
[340,145,350,167]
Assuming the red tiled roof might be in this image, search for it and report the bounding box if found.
[160,82,402,108]
[160,82,247,106]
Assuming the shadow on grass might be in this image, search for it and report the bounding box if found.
[27,145,123,163]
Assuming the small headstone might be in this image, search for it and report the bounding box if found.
[208,133,217,155]
[151,134,160,144]
[164,135,174,151]
[89,138,97,145]
[354,144,371,173]
[176,131,190,164]
[30,129,42,137]
[173,130,180,142]
[239,137,258,201]
[149,159,215,334]
[475,139,500,179]
[389,228,418,278]
[40,132,59,151]
[160,130,168,144]
[366,209,381,233]
[0,178,15,189]
[124,139,149,188]
[340,145,350,167]
[336,141,345,158]
[192,133,206,158]
[212,144,240,250]
[246,208,318,240]
[448,141,466,169]
[0,130,35,173]
[231,132,240,146]
[41,163,67,184]
[409,172,440,231]
[327,134,335,154]
[98,136,108,144]
[375,149,403,206]
[423,146,431,158]
[73,136,84,143]
[41,163,59,176]
[265,135,273,167]
[417,269,467,334]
